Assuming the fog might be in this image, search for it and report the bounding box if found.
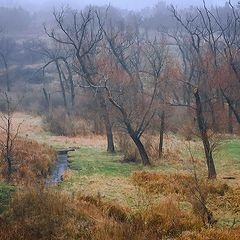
[0,0,234,11]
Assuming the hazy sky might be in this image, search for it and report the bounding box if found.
[0,0,235,11]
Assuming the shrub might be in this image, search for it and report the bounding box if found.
[132,171,232,227]
[1,189,93,240]
[116,133,182,163]
[0,136,56,184]
[0,183,15,214]
[1,186,236,240]
[44,107,93,136]
[117,133,140,162]
[143,199,201,238]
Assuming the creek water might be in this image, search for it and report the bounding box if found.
[50,152,68,183]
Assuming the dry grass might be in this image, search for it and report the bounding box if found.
[1,112,240,239]
[117,132,199,163]
[0,187,205,240]
[61,174,139,207]
[132,171,240,227]
[1,112,106,147]
[0,188,94,240]
[0,135,56,184]
[43,107,95,136]
[179,228,240,240]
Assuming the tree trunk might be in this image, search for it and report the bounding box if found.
[6,156,12,181]
[6,65,10,92]
[194,88,216,179]
[221,88,240,124]
[6,116,12,180]
[228,106,233,134]
[107,95,150,165]
[43,88,50,112]
[123,116,151,165]
[209,101,218,132]
[56,60,68,111]
[99,94,115,153]
[158,111,165,159]
[62,58,75,110]
[131,134,150,166]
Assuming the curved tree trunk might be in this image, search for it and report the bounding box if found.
[130,134,150,166]
[107,93,151,165]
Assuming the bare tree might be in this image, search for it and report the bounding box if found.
[170,4,217,178]
[0,92,22,180]
[32,40,75,113]
[197,0,240,127]
[98,17,167,165]
[44,7,115,153]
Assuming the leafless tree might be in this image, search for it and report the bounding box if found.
[44,7,115,153]
[170,4,217,179]
[0,92,23,180]
[98,16,167,165]
[196,0,240,127]
[34,40,75,113]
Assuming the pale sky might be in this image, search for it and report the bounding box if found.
[0,0,235,11]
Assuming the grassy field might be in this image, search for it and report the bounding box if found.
[64,138,240,177]
[68,147,142,177]
[59,139,240,210]
[1,113,240,227]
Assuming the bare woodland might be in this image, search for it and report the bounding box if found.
[0,1,240,239]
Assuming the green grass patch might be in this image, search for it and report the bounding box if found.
[67,146,147,177]
[183,138,240,176]
[214,139,240,176]
[0,183,15,213]
[219,139,240,162]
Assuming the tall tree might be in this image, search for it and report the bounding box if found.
[170,4,218,178]
[44,7,115,153]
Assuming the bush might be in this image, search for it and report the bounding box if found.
[116,133,182,163]
[132,171,232,227]
[0,183,15,214]
[143,199,201,238]
[0,136,56,184]
[44,108,93,136]
[117,133,140,162]
[1,189,93,240]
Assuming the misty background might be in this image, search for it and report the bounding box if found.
[0,0,235,11]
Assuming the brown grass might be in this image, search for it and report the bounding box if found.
[0,189,94,240]
[131,171,236,226]
[179,228,240,240]
[0,179,239,240]
[0,136,56,184]
[12,112,106,147]
[117,132,198,163]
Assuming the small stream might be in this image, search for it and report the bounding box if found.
[47,147,76,185]
[51,152,69,183]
